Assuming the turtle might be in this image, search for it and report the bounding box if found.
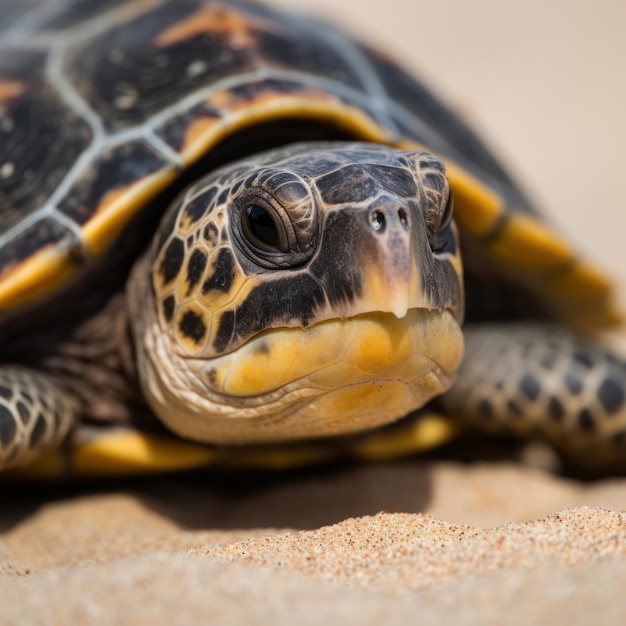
[1,0,625,480]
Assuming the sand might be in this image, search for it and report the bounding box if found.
[2,461,626,624]
[3,1,626,623]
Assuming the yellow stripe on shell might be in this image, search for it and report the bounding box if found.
[443,160,505,238]
[484,212,571,271]
[82,168,179,257]
[0,168,179,315]
[352,412,464,462]
[176,92,391,166]
[0,246,81,312]
[3,430,217,480]
[2,413,463,480]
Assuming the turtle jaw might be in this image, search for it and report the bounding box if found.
[134,303,464,446]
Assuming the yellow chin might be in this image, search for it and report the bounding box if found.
[190,308,464,441]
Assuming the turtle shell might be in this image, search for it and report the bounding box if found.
[0,0,620,330]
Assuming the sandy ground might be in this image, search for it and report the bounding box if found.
[3,1,626,624]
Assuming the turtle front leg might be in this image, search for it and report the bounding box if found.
[440,324,626,471]
[0,366,79,471]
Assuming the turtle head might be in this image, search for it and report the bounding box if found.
[128,143,464,444]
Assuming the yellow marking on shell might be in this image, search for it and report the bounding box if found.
[353,412,464,462]
[437,160,504,238]
[70,430,217,475]
[175,115,222,168]
[485,213,572,271]
[176,92,389,166]
[0,246,80,313]
[83,167,179,257]
[0,166,181,314]
[0,80,26,103]
[546,261,614,301]
[154,3,272,48]
[1,415,462,480]
[2,430,217,480]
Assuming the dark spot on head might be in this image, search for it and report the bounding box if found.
[0,403,17,447]
[231,179,245,195]
[158,237,185,286]
[183,187,217,224]
[213,274,326,353]
[203,222,219,245]
[578,408,595,431]
[202,248,235,294]
[0,386,12,401]
[29,413,48,448]
[179,310,207,344]
[205,369,217,385]
[597,377,625,415]
[424,171,445,193]
[309,210,364,307]
[548,396,565,422]
[564,373,583,395]
[316,165,379,205]
[214,310,235,353]
[254,341,270,355]
[217,188,229,205]
[16,401,29,424]
[162,295,175,322]
[186,248,208,293]
[314,160,418,205]
[520,374,540,401]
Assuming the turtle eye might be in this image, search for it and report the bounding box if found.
[241,203,288,253]
[244,205,278,250]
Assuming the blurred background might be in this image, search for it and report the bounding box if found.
[268,0,626,298]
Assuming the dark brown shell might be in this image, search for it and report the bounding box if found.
[0,0,619,329]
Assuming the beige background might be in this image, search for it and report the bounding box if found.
[268,0,626,296]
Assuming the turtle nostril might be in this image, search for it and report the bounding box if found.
[370,209,386,233]
[398,207,409,230]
